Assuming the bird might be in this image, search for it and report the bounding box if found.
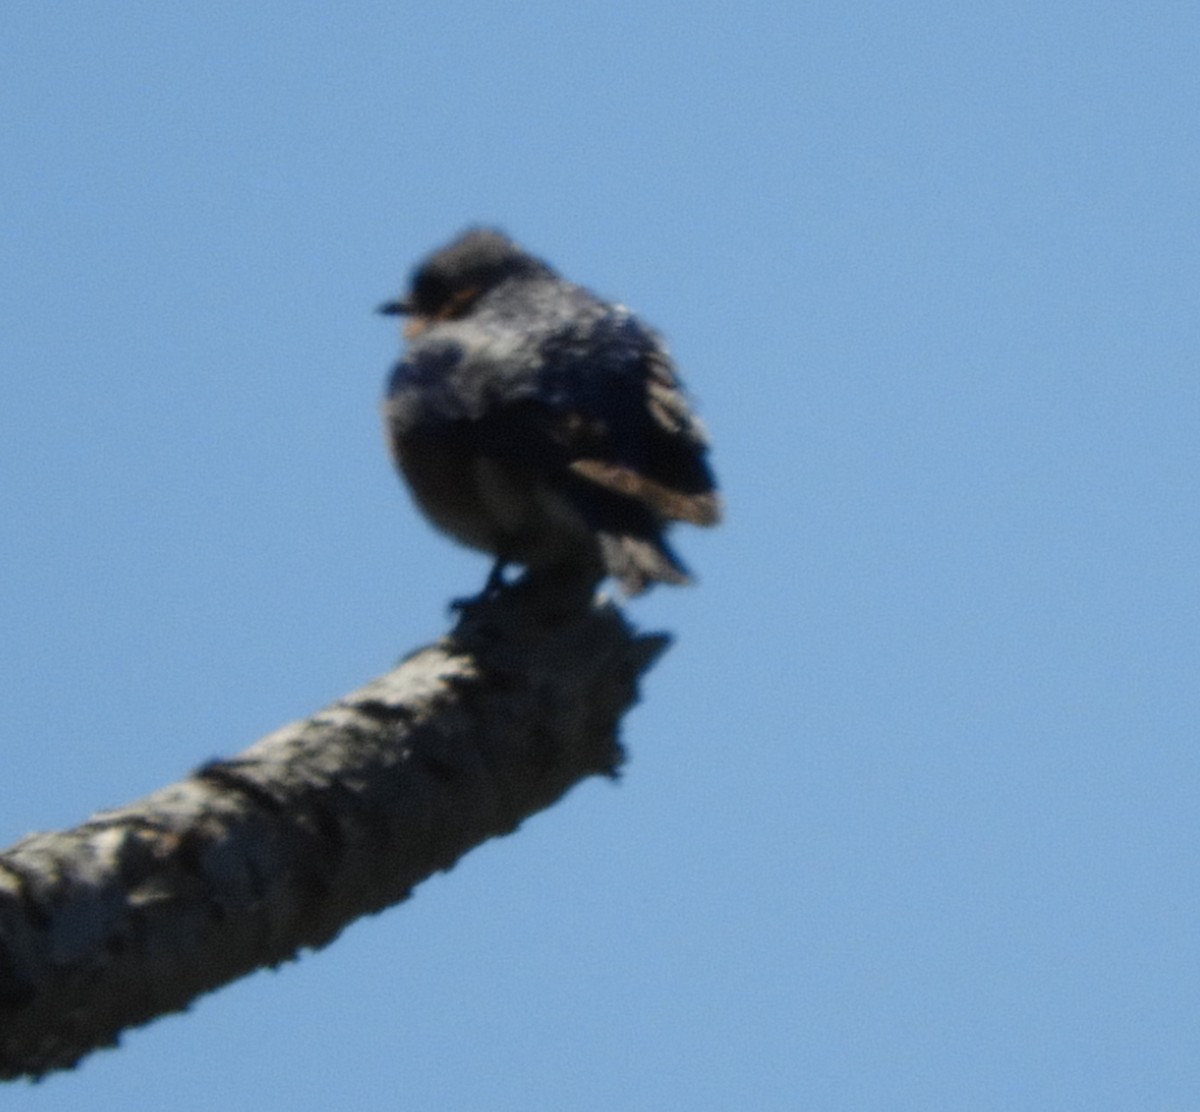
[380,228,720,598]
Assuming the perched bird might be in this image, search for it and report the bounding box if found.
[380,228,720,596]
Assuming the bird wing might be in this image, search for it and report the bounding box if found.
[564,349,720,526]
[457,347,720,527]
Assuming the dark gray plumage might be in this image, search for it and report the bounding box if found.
[381,228,720,596]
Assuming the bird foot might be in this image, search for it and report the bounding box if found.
[448,560,512,613]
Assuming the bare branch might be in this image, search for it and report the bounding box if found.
[0,588,669,1080]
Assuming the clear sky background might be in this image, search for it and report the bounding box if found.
[3,3,1197,1109]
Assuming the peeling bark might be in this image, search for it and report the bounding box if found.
[0,587,669,1080]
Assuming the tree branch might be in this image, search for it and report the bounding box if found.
[0,587,669,1080]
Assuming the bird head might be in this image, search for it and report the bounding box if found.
[379,228,554,337]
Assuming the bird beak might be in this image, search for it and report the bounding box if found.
[377,299,411,316]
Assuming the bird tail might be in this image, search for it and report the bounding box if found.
[598,531,692,595]
[566,474,698,595]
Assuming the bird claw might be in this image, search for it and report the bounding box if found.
[448,560,511,613]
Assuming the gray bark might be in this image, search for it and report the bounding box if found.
[0,588,668,1080]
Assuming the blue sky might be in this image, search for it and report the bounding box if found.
[3,3,1198,1108]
